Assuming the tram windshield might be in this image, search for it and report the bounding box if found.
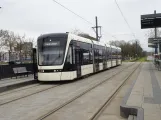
[38,37,67,66]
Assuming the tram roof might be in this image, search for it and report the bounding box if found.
[111,45,117,49]
[117,47,121,50]
[38,33,68,39]
[105,44,111,47]
[37,33,119,49]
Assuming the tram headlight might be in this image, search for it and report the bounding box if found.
[39,70,44,72]
[57,70,62,72]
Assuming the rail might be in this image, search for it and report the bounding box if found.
[90,63,141,120]
[36,62,137,120]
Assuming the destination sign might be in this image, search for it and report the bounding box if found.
[44,41,60,46]
[141,13,161,29]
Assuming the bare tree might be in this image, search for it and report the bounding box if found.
[145,28,161,38]
[0,38,4,51]
[0,30,9,50]
[5,31,17,51]
[22,37,33,61]
[110,40,143,59]
[109,40,126,47]
[0,30,17,52]
[0,30,18,62]
[0,29,35,62]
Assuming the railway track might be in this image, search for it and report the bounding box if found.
[0,63,132,107]
[0,62,137,120]
[0,84,61,106]
[36,62,138,120]
[0,83,40,96]
[90,63,141,120]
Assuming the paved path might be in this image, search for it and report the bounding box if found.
[0,75,34,87]
[0,63,133,120]
[0,75,36,93]
[97,63,141,120]
[126,62,161,120]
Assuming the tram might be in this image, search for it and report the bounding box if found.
[37,33,122,81]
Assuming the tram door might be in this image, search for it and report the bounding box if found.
[75,48,81,77]
[32,48,38,80]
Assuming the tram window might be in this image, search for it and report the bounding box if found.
[114,48,116,59]
[72,46,75,64]
[66,46,72,64]
[70,40,76,65]
[71,41,93,65]
[111,48,114,59]
[102,49,106,61]
[76,41,91,65]
[82,50,90,65]
[89,51,93,64]
[98,45,103,63]
[94,49,99,62]
[38,37,67,66]
[99,49,103,62]
[115,49,118,59]
[106,47,109,60]
[113,48,117,59]
[116,49,118,59]
[109,47,112,59]
[108,48,111,59]
[118,49,122,59]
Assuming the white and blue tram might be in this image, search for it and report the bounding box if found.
[37,33,122,81]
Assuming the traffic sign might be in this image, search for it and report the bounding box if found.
[148,38,161,44]
[148,43,157,48]
[141,13,161,29]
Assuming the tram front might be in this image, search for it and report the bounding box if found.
[37,33,69,81]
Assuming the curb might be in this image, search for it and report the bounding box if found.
[120,74,144,120]
[0,79,37,93]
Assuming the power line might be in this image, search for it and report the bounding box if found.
[52,0,93,25]
[101,29,118,40]
[52,0,117,40]
[114,0,136,39]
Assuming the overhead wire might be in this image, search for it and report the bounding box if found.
[52,0,93,25]
[114,0,137,39]
[52,0,117,40]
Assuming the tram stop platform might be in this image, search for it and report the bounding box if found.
[121,62,161,120]
[0,75,36,93]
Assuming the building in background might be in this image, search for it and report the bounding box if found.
[0,42,33,63]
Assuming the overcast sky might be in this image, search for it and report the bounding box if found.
[0,0,161,51]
